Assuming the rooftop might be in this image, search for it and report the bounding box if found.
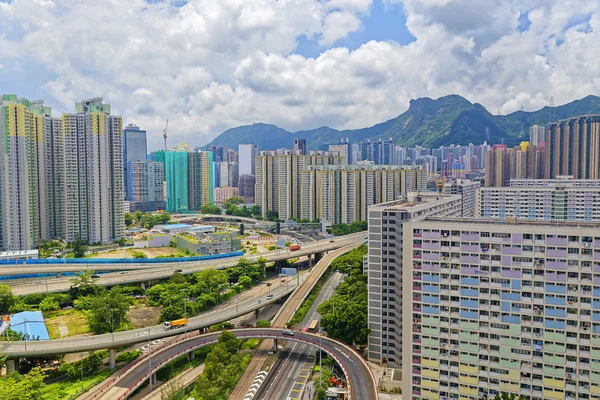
[370,193,462,212]
[10,311,50,341]
[421,217,600,230]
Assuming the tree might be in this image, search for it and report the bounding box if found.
[223,196,244,209]
[0,285,15,314]
[169,271,186,284]
[265,210,279,222]
[255,320,270,328]
[70,270,97,290]
[317,275,369,346]
[87,287,131,333]
[39,297,60,312]
[124,212,134,226]
[238,275,252,289]
[250,205,261,217]
[160,305,184,323]
[131,250,148,259]
[0,366,45,400]
[71,239,88,258]
[201,203,222,215]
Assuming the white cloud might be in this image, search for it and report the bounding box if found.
[0,0,599,150]
[320,11,363,46]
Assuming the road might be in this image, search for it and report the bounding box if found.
[228,245,355,400]
[86,329,377,400]
[5,234,365,295]
[0,273,307,358]
[259,271,345,400]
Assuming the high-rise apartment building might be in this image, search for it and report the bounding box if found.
[255,150,343,220]
[444,178,480,217]
[57,98,124,244]
[122,124,147,200]
[0,96,54,249]
[485,143,544,186]
[544,115,600,179]
[127,161,165,212]
[214,186,239,205]
[188,151,214,211]
[0,95,124,249]
[366,194,464,367]
[165,150,190,213]
[402,217,600,400]
[294,138,307,155]
[238,174,255,204]
[529,125,546,146]
[238,144,258,175]
[300,165,427,224]
[478,178,600,221]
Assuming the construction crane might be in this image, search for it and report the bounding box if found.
[163,119,169,151]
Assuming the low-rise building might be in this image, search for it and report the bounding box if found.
[175,231,241,255]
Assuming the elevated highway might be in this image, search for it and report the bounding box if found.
[5,233,365,295]
[86,329,378,400]
[0,273,306,359]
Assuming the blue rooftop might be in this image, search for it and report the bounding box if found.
[159,223,190,229]
[10,311,50,341]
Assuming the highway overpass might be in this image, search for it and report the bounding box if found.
[5,233,365,295]
[86,329,378,400]
[1,273,307,359]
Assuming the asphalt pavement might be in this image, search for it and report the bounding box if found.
[84,329,376,400]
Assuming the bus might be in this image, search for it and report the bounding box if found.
[308,319,319,332]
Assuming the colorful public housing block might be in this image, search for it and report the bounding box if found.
[368,194,600,400]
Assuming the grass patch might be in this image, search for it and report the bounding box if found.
[44,309,90,339]
[40,369,113,400]
[288,267,333,327]
[241,338,260,350]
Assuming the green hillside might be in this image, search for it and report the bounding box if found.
[205,94,600,150]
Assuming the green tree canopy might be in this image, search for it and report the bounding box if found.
[201,203,222,215]
[87,287,131,334]
[0,284,15,314]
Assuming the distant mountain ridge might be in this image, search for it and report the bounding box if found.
[205,94,600,150]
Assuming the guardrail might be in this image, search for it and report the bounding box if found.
[104,330,374,400]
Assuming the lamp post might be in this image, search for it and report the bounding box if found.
[148,327,152,393]
[319,328,322,390]
[111,308,115,342]
[80,352,84,391]
[183,298,188,337]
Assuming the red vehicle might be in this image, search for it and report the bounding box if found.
[289,244,301,251]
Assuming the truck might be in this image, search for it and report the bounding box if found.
[163,318,189,330]
[289,244,300,251]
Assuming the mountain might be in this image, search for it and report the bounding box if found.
[205,94,600,150]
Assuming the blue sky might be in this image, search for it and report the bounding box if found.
[295,1,414,58]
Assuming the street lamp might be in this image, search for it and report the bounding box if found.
[183,298,189,337]
[319,328,323,390]
[148,327,152,393]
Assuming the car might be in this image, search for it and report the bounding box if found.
[329,239,335,243]
[281,278,287,283]
[174,269,182,273]
[91,274,100,279]
[282,329,294,336]
[266,282,272,287]
[266,294,274,300]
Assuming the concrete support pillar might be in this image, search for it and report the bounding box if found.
[151,373,157,385]
[187,352,195,361]
[254,309,260,319]
[309,254,314,267]
[109,348,116,370]
[6,359,16,374]
[56,272,62,278]
[140,282,146,290]
[273,339,278,352]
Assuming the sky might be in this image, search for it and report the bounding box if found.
[1,0,599,151]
